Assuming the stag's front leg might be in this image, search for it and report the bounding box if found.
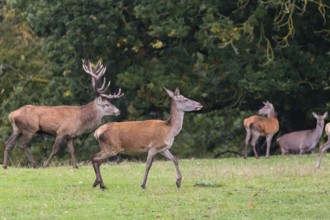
[43,136,64,167]
[141,149,157,189]
[20,132,37,168]
[161,150,182,188]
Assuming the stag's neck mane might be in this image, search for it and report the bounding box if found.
[79,100,103,129]
[166,100,184,137]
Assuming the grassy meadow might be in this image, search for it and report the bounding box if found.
[1,154,330,219]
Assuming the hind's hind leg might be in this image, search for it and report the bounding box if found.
[243,130,251,159]
[92,149,118,190]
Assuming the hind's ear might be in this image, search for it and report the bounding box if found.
[164,87,174,97]
[323,112,328,118]
[174,88,180,96]
[312,112,318,118]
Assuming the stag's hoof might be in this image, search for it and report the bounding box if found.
[100,184,107,190]
[176,179,182,188]
[93,180,100,188]
[141,184,146,189]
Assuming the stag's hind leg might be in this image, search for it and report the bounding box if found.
[43,135,65,167]
[20,132,37,168]
[66,138,78,169]
[162,150,182,188]
[3,131,21,169]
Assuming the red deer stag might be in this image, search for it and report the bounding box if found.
[277,112,327,155]
[316,122,330,168]
[243,101,279,159]
[91,87,202,190]
[3,60,123,169]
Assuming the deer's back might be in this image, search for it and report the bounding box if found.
[9,105,85,135]
[244,115,279,134]
[278,130,316,149]
[95,120,173,153]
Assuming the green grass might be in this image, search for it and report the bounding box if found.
[1,154,330,219]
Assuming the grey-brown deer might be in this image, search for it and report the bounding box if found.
[243,101,279,159]
[91,87,202,190]
[3,60,123,169]
[316,122,330,168]
[278,112,327,155]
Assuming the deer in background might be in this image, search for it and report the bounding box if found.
[91,87,202,190]
[278,112,327,155]
[243,101,279,159]
[316,123,330,168]
[3,60,124,169]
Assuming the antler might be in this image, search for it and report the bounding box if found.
[82,59,124,99]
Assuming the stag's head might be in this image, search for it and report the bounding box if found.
[312,112,328,127]
[258,101,275,116]
[164,87,203,112]
[82,60,124,116]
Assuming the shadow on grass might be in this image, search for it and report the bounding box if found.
[193,181,225,188]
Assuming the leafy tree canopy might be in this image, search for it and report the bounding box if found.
[0,0,329,163]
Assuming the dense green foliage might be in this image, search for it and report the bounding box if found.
[1,156,330,219]
[0,0,329,164]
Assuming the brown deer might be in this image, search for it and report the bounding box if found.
[243,101,279,159]
[2,60,124,169]
[316,122,330,169]
[91,87,202,190]
[278,112,327,155]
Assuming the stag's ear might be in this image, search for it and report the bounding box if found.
[96,96,102,104]
[164,87,174,97]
